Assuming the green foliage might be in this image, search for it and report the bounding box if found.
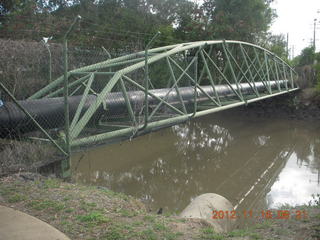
[203,0,275,42]
[263,34,288,60]
[1,0,276,49]
[294,46,316,67]
[315,63,320,91]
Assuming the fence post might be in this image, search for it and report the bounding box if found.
[41,38,52,83]
[61,15,81,178]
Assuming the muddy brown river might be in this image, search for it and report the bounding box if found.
[72,109,320,214]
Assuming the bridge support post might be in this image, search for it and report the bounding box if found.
[140,32,161,131]
[61,15,81,178]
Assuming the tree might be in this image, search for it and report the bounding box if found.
[202,0,275,43]
[262,34,288,60]
[293,46,316,67]
[0,0,277,49]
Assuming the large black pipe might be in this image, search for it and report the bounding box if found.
[0,81,285,137]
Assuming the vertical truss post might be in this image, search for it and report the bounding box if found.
[253,48,270,92]
[70,74,94,132]
[147,57,196,120]
[198,45,213,85]
[289,69,295,88]
[222,42,244,102]
[102,46,112,73]
[192,51,199,117]
[242,47,265,84]
[166,57,187,113]
[267,58,277,85]
[224,44,259,97]
[141,31,160,130]
[41,40,52,83]
[202,50,243,101]
[119,77,137,125]
[102,46,111,59]
[282,62,289,90]
[273,60,282,91]
[62,15,81,178]
[264,51,272,94]
[239,44,259,97]
[200,49,221,106]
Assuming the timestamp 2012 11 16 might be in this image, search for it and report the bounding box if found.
[212,209,308,220]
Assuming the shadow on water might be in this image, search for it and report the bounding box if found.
[72,109,320,213]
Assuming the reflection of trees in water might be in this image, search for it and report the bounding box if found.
[92,119,237,210]
[172,121,233,154]
[75,117,320,211]
[294,125,320,182]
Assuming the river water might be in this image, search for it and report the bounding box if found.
[72,109,320,214]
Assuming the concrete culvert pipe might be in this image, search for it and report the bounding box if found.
[180,193,236,233]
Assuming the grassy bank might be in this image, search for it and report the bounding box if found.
[0,173,320,240]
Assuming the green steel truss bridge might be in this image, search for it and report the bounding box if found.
[0,40,299,163]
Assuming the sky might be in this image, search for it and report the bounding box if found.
[270,0,320,58]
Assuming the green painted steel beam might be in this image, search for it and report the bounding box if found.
[70,73,95,133]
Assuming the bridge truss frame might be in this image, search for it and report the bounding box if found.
[27,40,299,150]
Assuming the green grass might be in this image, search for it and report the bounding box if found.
[100,188,129,201]
[200,227,225,240]
[228,229,251,237]
[163,231,183,240]
[103,224,127,240]
[153,222,167,231]
[104,229,124,240]
[137,228,158,240]
[131,221,143,226]
[254,219,274,229]
[43,178,60,189]
[64,208,74,213]
[8,193,27,203]
[79,200,98,211]
[117,209,137,217]
[77,211,110,224]
[0,186,16,196]
[27,199,65,211]
[143,215,156,223]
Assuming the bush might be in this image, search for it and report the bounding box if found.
[0,39,112,100]
[0,140,57,176]
[315,61,320,90]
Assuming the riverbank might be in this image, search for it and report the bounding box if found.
[0,173,319,240]
[240,88,320,120]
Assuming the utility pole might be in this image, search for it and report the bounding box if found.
[292,45,294,59]
[286,33,289,57]
[314,18,317,50]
